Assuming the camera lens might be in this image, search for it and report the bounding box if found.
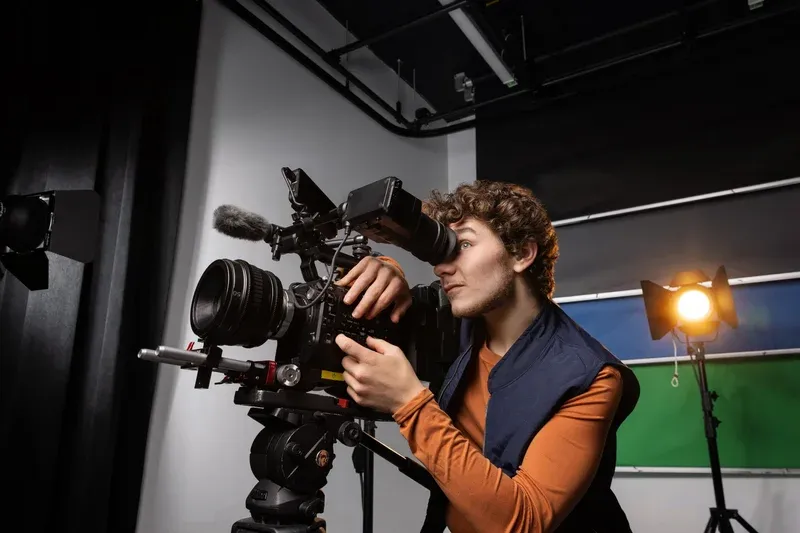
[190,259,286,347]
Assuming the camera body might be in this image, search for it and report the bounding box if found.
[271,276,453,398]
[148,167,460,417]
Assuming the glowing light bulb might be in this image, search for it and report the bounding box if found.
[677,289,712,321]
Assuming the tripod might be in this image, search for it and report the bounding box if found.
[687,341,758,533]
[230,388,436,533]
[351,421,377,533]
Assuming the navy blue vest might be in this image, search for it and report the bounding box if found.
[420,299,640,533]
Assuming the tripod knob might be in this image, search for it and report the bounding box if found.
[299,496,325,517]
[338,421,362,446]
[286,442,304,458]
[710,391,719,401]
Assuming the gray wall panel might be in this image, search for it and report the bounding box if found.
[553,185,800,297]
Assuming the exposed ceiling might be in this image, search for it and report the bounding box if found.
[248,0,800,135]
[315,0,686,112]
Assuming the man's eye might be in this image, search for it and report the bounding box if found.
[459,241,471,249]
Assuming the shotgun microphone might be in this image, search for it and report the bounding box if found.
[212,205,279,242]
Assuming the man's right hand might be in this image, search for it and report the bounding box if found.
[334,256,412,323]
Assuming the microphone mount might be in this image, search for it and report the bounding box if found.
[265,168,385,282]
[268,216,368,283]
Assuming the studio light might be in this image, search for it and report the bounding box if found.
[0,189,100,290]
[640,266,759,533]
[438,0,517,88]
[676,288,712,321]
[640,266,738,341]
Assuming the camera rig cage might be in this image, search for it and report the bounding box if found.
[138,168,459,533]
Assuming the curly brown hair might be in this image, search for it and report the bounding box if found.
[423,180,560,299]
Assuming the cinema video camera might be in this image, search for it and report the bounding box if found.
[139,168,460,533]
[0,189,100,290]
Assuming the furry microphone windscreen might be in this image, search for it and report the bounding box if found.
[212,205,272,241]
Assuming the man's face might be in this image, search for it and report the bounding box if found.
[433,217,517,318]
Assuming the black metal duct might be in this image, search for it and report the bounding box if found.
[220,0,800,138]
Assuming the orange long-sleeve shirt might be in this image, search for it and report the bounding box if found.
[393,343,623,533]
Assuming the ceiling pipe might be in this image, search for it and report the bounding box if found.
[221,0,800,138]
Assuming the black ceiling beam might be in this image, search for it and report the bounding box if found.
[328,0,470,58]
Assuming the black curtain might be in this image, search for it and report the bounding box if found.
[1,2,201,533]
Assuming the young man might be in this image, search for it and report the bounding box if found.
[333,180,640,533]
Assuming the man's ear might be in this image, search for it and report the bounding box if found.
[513,240,538,274]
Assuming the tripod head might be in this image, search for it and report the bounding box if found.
[230,399,433,533]
[232,408,345,533]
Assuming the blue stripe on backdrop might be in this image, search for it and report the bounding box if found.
[558,278,800,361]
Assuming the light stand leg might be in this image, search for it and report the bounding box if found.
[729,510,759,533]
[690,342,759,533]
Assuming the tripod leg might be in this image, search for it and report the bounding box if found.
[718,515,735,533]
[731,511,760,533]
[704,510,717,533]
[363,421,375,533]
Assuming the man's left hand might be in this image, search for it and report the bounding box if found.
[335,334,426,415]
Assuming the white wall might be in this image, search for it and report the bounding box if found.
[447,127,476,191]
[444,124,800,533]
[612,474,800,532]
[137,1,448,532]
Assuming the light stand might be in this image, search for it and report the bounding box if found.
[641,265,761,533]
[687,340,758,533]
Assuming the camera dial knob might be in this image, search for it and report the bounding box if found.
[276,364,302,387]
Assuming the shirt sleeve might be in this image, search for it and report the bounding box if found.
[393,366,623,533]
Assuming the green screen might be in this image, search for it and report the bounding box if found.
[617,355,800,469]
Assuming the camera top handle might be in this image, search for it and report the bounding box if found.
[271,167,369,283]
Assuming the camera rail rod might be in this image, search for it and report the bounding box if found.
[139,346,259,374]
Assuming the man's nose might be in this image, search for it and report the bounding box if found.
[433,261,455,278]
